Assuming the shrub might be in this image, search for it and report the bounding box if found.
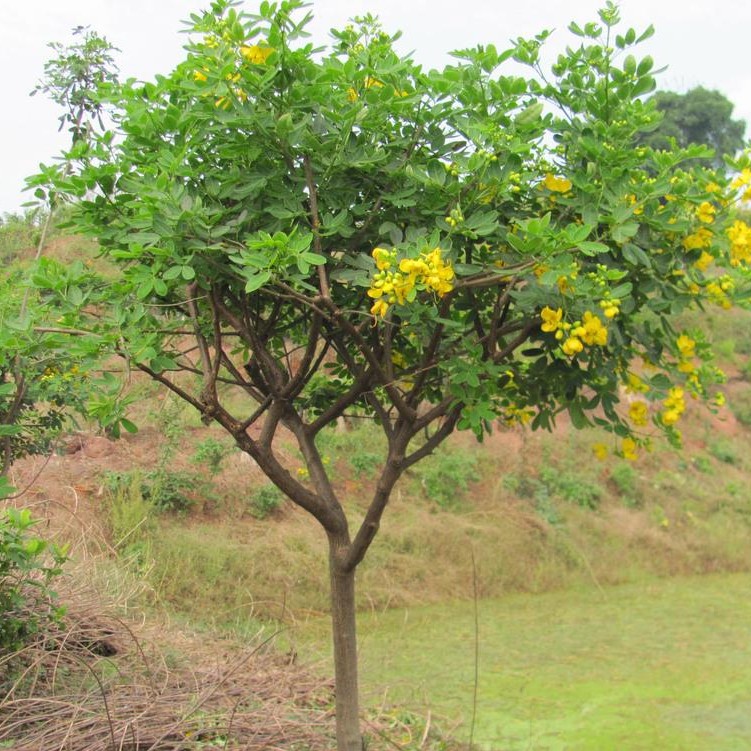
[610,462,638,505]
[708,440,738,465]
[730,387,751,428]
[249,484,283,519]
[104,469,198,514]
[192,437,233,476]
[414,447,478,509]
[0,506,67,651]
[539,466,602,510]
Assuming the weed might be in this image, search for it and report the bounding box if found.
[104,469,197,514]
[0,507,67,650]
[539,465,602,510]
[192,437,233,476]
[692,455,713,473]
[413,446,478,509]
[249,484,283,519]
[708,439,738,465]
[610,462,638,505]
[729,387,751,428]
[349,450,381,479]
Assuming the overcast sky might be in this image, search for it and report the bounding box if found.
[2,0,749,216]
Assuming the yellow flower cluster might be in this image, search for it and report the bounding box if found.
[706,276,734,309]
[367,247,454,318]
[731,168,751,200]
[542,174,572,193]
[727,219,751,267]
[540,307,609,357]
[628,400,649,426]
[661,387,685,426]
[693,250,714,272]
[598,297,621,319]
[682,227,713,251]
[621,437,638,461]
[676,334,696,374]
[240,44,275,64]
[695,201,716,224]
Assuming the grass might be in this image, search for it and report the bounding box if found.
[295,572,751,750]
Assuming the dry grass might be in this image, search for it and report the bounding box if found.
[0,573,335,751]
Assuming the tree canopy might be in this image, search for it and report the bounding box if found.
[640,86,746,168]
[28,1,751,748]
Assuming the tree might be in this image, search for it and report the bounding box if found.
[33,2,751,748]
[1,29,121,479]
[640,87,746,168]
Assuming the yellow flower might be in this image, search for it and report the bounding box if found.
[370,299,389,318]
[580,311,608,347]
[346,87,358,102]
[714,391,726,407]
[727,220,751,267]
[592,443,608,461]
[682,227,713,251]
[705,181,721,193]
[562,337,584,356]
[693,250,714,272]
[599,297,621,319]
[621,437,638,461]
[730,168,751,190]
[696,201,716,224]
[540,306,563,333]
[628,401,649,427]
[661,387,685,425]
[240,44,275,64]
[676,335,696,359]
[372,247,394,271]
[543,173,572,193]
[625,372,648,394]
[193,70,208,82]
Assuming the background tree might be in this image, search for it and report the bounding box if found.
[639,86,746,168]
[34,2,750,748]
[1,29,122,480]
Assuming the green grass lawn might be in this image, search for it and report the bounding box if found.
[296,572,751,750]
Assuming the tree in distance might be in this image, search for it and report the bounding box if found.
[31,1,751,748]
[640,86,746,169]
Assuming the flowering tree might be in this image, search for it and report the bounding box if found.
[34,1,750,748]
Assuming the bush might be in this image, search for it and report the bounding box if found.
[249,484,283,519]
[192,437,233,476]
[104,469,198,513]
[730,387,751,428]
[610,462,638,505]
[539,466,602,510]
[708,440,738,465]
[414,447,478,509]
[0,507,67,651]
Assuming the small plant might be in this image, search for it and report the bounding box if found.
[105,472,154,568]
[539,466,602,510]
[730,387,751,428]
[192,437,233,476]
[104,469,197,514]
[249,484,283,519]
[692,455,713,474]
[0,506,68,651]
[414,447,478,509]
[349,450,381,479]
[610,462,638,505]
[708,439,738,465]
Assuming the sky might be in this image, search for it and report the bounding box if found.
[2,0,749,216]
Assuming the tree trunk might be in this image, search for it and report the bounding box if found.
[328,536,362,751]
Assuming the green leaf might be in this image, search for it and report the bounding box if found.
[578,241,610,256]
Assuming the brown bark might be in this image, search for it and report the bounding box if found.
[328,534,363,751]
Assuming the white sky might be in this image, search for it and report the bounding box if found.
[2,0,749,215]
